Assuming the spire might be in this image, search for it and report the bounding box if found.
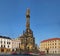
[26,8,30,29]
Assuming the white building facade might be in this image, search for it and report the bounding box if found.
[12,39,21,52]
[0,36,12,53]
[0,36,21,53]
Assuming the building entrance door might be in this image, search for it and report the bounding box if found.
[1,48,4,52]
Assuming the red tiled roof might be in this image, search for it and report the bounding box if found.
[41,38,60,43]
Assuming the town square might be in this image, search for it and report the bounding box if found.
[0,0,60,56]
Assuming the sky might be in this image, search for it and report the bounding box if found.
[0,0,60,45]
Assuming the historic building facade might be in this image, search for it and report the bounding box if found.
[40,38,60,54]
[0,36,12,53]
[0,36,21,53]
[17,8,37,52]
[12,39,21,52]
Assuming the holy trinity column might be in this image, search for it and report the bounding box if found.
[18,8,37,52]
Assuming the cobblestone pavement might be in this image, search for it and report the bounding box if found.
[40,54,60,56]
[0,54,60,56]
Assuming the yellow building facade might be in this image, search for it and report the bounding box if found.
[40,38,60,54]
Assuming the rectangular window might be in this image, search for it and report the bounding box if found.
[55,51,56,53]
[4,41,5,44]
[7,42,8,44]
[55,43,56,45]
[4,45,5,48]
[8,45,9,48]
[9,42,10,44]
[1,45,3,47]
[7,42,10,44]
